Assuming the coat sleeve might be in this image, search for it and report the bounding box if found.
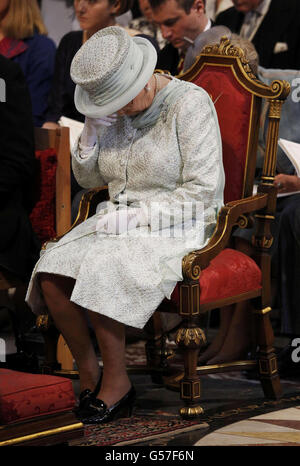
[45,32,84,124]
[0,57,35,205]
[71,137,106,189]
[24,35,56,127]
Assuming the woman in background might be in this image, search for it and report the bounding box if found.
[0,0,56,126]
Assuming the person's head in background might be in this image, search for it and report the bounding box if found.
[230,33,259,75]
[0,0,47,39]
[74,0,133,38]
[232,0,263,14]
[139,0,155,22]
[149,0,208,51]
[182,29,258,75]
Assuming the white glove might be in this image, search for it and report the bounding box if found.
[80,115,117,148]
[96,208,148,235]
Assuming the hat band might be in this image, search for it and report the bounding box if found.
[88,39,144,108]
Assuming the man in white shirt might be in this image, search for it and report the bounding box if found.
[216,0,300,69]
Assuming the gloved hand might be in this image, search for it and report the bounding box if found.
[80,115,117,148]
[96,208,148,235]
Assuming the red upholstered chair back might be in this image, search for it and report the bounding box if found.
[179,38,262,203]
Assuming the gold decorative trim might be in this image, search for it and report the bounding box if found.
[202,36,258,82]
[0,422,83,447]
[36,314,50,331]
[253,306,272,315]
[54,369,79,376]
[269,99,284,119]
[197,360,257,371]
[179,283,200,316]
[181,380,201,399]
[176,327,206,347]
[252,236,273,249]
[234,214,250,229]
[261,175,275,181]
[255,214,275,220]
[259,356,278,375]
[179,405,204,417]
[182,253,201,280]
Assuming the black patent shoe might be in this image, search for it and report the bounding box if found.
[74,373,102,416]
[78,386,136,424]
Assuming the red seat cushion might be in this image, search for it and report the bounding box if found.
[171,248,262,305]
[29,148,57,244]
[0,369,75,424]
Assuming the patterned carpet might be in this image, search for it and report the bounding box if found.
[69,390,300,447]
[69,339,300,447]
[70,413,208,446]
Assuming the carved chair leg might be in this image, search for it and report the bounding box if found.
[175,280,207,418]
[253,307,282,399]
[175,318,206,418]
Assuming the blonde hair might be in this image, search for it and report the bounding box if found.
[1,0,47,39]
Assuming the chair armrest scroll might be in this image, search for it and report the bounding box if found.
[182,193,268,280]
[71,186,109,228]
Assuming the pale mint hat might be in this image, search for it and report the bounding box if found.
[70,26,158,118]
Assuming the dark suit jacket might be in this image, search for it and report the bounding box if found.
[0,55,40,279]
[156,43,180,76]
[156,22,217,75]
[216,0,300,69]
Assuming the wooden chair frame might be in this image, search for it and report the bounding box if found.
[161,37,290,417]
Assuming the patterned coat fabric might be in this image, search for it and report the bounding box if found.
[26,82,224,329]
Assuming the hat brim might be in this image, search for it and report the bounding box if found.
[74,37,157,118]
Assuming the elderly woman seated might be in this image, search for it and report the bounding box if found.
[26,26,225,424]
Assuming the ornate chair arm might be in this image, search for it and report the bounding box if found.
[71,186,109,228]
[182,192,268,280]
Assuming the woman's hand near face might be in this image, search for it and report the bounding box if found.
[80,115,117,147]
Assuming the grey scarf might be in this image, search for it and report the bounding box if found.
[131,76,203,129]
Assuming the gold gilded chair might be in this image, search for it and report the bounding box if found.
[37,37,290,418]
[151,36,290,417]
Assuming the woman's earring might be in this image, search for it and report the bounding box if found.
[145,85,151,92]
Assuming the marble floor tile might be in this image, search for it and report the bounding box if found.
[194,432,280,446]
